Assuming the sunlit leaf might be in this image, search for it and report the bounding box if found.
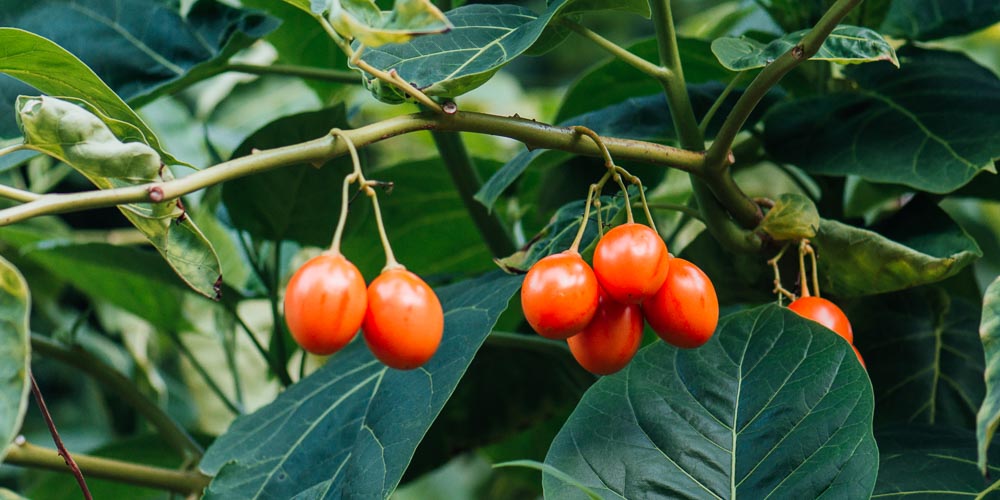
[544,305,877,499]
[712,25,898,71]
[757,193,820,240]
[328,0,451,47]
[814,199,982,297]
[978,276,1000,473]
[200,272,522,499]
[0,255,31,461]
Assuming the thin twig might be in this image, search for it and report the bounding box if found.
[165,331,243,415]
[30,373,93,500]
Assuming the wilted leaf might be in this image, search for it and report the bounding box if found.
[712,25,898,71]
[814,199,982,297]
[978,276,1000,473]
[15,96,222,299]
[757,193,820,240]
[881,0,1000,41]
[328,0,451,47]
[0,255,30,461]
[544,305,877,499]
[200,272,522,499]
[764,46,1000,194]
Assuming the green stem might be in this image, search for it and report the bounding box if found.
[561,19,669,82]
[0,183,40,203]
[4,440,210,495]
[228,304,292,386]
[429,130,516,257]
[29,334,204,460]
[698,72,746,134]
[219,314,245,409]
[704,0,862,176]
[691,181,763,253]
[224,63,360,84]
[0,111,704,226]
[165,330,243,415]
[648,0,703,150]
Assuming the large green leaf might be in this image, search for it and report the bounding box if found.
[21,242,191,332]
[875,425,1000,498]
[764,46,1000,194]
[978,276,1000,473]
[15,96,222,299]
[814,199,982,297]
[544,304,877,499]
[0,28,182,166]
[0,255,31,461]
[221,107,357,248]
[356,0,648,103]
[0,1,276,138]
[712,25,898,71]
[199,272,522,499]
[850,285,984,429]
[881,0,1000,41]
[477,82,783,211]
[556,38,732,123]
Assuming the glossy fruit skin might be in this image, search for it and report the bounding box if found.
[521,251,600,340]
[852,345,866,369]
[788,296,854,344]
[593,223,670,304]
[362,268,444,370]
[567,289,643,375]
[642,257,719,348]
[283,253,367,355]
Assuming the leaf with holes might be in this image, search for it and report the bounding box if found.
[978,276,1000,473]
[199,272,522,499]
[0,255,30,462]
[712,25,898,71]
[764,46,1000,194]
[544,304,877,499]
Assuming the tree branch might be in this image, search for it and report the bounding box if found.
[0,111,705,226]
[561,19,670,82]
[4,440,210,495]
[703,0,862,176]
[30,374,92,500]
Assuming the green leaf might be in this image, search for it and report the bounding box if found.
[0,1,277,139]
[21,242,190,332]
[544,304,877,499]
[764,46,1000,194]
[199,272,522,499]
[978,276,1000,473]
[556,38,733,123]
[757,193,820,240]
[477,83,783,211]
[875,425,1000,497]
[221,107,356,248]
[0,255,31,461]
[850,285,984,429]
[341,158,502,279]
[356,0,647,103]
[712,25,898,71]
[881,0,1000,41]
[327,0,451,47]
[15,96,222,299]
[0,28,183,166]
[814,199,982,297]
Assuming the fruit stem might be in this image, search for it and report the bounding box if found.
[767,243,795,302]
[620,167,657,233]
[805,241,820,298]
[798,239,810,298]
[569,181,603,254]
[366,182,403,271]
[329,129,365,254]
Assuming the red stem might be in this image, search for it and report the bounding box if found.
[30,373,93,500]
